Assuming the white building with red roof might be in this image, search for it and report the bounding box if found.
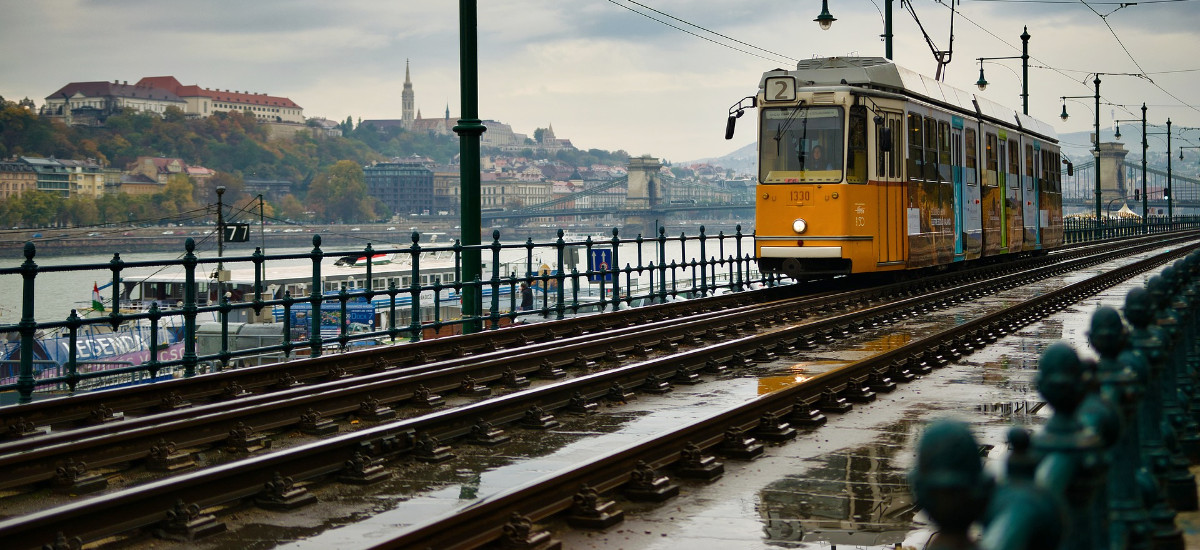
[136,76,304,123]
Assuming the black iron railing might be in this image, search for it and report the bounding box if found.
[0,225,772,403]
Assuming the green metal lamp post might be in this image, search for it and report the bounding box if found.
[815,0,892,60]
[1113,103,1148,224]
[974,27,1032,115]
[454,0,487,334]
[1061,79,1103,239]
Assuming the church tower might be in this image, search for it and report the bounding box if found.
[402,59,415,129]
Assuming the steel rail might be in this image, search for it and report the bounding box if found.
[0,229,1159,433]
[0,239,1191,549]
[0,233,1184,492]
[372,241,1198,550]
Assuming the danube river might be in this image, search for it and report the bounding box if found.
[1,233,758,324]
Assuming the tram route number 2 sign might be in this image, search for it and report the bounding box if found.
[588,248,613,283]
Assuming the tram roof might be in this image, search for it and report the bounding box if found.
[778,57,1058,142]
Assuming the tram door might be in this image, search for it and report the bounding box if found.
[997,137,1008,251]
[1025,142,1041,248]
[876,112,905,265]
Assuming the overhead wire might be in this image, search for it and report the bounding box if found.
[603,0,795,65]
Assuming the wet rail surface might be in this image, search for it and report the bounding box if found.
[0,233,1190,500]
[0,231,1176,433]
[0,235,1196,548]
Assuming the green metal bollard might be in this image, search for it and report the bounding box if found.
[17,242,37,404]
[908,419,991,550]
[1124,287,1188,549]
[1088,306,1153,549]
[1032,342,1107,550]
[1146,275,1199,511]
[980,427,1063,550]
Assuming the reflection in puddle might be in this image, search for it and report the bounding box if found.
[857,332,912,352]
[757,361,842,395]
[758,419,919,548]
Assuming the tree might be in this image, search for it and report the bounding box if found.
[305,160,375,222]
[534,128,546,144]
[274,193,306,221]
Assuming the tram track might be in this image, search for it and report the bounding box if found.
[0,231,1178,436]
[0,233,1189,499]
[0,235,1194,548]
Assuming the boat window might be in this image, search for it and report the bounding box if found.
[759,105,845,183]
[374,279,386,290]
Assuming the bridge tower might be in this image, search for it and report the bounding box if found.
[624,156,664,236]
[1097,137,1130,210]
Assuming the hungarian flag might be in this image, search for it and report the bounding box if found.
[92,282,105,312]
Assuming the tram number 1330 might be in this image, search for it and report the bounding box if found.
[788,190,811,205]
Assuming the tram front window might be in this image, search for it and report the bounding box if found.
[760,106,844,184]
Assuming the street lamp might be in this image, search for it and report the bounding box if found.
[815,0,837,31]
[816,0,892,59]
[1113,103,1148,221]
[974,27,1032,114]
[1061,78,1102,237]
[1142,122,1175,223]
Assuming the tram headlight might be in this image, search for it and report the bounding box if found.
[792,218,808,234]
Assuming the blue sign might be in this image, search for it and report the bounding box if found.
[588,248,613,283]
[277,301,375,340]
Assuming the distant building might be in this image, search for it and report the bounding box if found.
[42,80,187,126]
[57,159,106,198]
[402,60,415,129]
[431,165,460,216]
[364,161,434,216]
[41,76,303,125]
[0,161,37,201]
[136,76,303,123]
[244,179,294,202]
[18,157,71,196]
[115,173,162,195]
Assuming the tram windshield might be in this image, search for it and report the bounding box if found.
[759,106,844,184]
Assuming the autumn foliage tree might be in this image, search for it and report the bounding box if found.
[305,160,378,223]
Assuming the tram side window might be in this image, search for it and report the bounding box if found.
[924,117,938,180]
[907,112,924,180]
[847,105,867,184]
[1007,139,1020,182]
[985,133,999,183]
[1053,152,1062,192]
[1025,144,1035,188]
[890,118,901,178]
[938,121,951,165]
[965,128,978,185]
[952,128,963,172]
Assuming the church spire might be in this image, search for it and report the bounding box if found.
[402,58,414,129]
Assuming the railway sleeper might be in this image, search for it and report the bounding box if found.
[147,439,197,471]
[607,382,637,403]
[357,397,397,421]
[52,458,107,495]
[520,405,560,430]
[817,390,853,413]
[536,359,567,380]
[291,407,336,435]
[702,358,727,375]
[567,484,625,529]
[887,359,916,383]
[502,367,531,388]
[468,418,510,446]
[788,398,828,428]
[338,451,391,485]
[458,375,492,397]
[718,427,765,460]
[5,418,47,440]
[412,432,455,463]
[623,461,680,502]
[868,371,898,393]
[255,472,317,511]
[154,500,227,542]
[843,381,877,404]
[674,442,725,482]
[639,372,673,394]
[566,391,600,414]
[83,404,123,426]
[411,385,445,408]
[672,365,703,385]
[497,512,561,550]
[754,411,797,442]
[225,421,272,453]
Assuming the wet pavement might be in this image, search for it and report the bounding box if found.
[106,244,1199,549]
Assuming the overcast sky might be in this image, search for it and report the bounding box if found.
[2,0,1199,163]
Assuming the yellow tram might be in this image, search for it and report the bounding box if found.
[732,57,1063,279]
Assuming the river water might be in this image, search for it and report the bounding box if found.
[0,234,758,324]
